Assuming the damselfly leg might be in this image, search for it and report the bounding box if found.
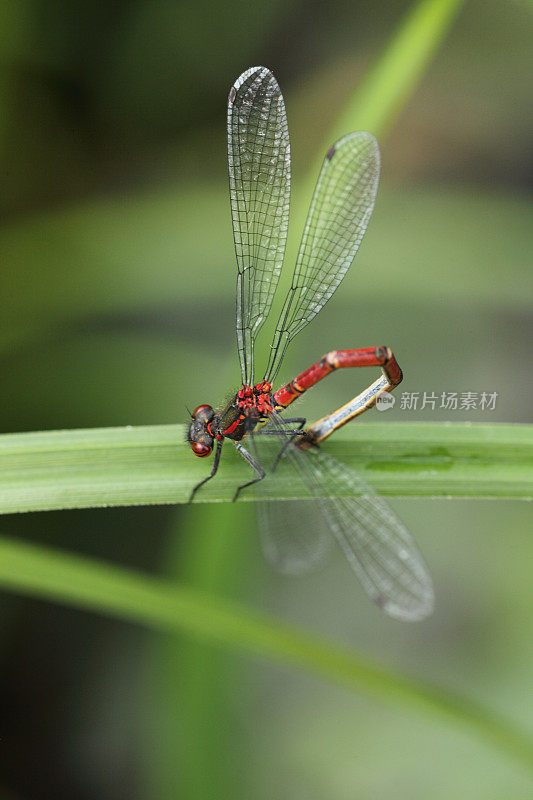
[188,439,224,504]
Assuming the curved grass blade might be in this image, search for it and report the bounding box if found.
[0,423,531,514]
[0,534,531,772]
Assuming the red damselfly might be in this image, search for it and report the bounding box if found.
[187,67,434,621]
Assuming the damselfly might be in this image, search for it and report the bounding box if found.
[187,67,434,621]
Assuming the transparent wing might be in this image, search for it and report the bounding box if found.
[264,132,380,384]
[259,497,333,575]
[309,448,434,621]
[248,423,332,575]
[228,66,291,386]
[258,411,434,621]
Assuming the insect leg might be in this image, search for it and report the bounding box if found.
[188,438,224,503]
[259,417,306,435]
[276,417,307,426]
[232,442,266,503]
[268,418,307,470]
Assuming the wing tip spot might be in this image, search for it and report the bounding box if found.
[229,86,237,104]
[326,144,336,161]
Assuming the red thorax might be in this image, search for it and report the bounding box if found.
[236,381,273,416]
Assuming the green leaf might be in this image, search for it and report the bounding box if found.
[0,423,530,514]
[0,534,531,771]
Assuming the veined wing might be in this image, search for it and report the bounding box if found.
[258,411,434,621]
[264,132,379,384]
[260,495,333,576]
[309,447,434,621]
[228,66,290,386]
[248,419,332,575]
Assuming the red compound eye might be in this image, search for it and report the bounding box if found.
[191,442,212,457]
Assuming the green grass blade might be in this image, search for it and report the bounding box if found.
[147,505,255,799]
[0,534,531,771]
[295,0,465,212]
[0,423,530,513]
[334,0,465,139]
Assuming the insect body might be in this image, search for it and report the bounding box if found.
[187,66,434,621]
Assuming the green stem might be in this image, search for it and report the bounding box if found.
[147,504,255,799]
[0,423,530,513]
[334,0,465,138]
[298,0,466,208]
[0,534,531,771]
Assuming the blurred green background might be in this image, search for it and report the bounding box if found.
[0,0,532,798]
